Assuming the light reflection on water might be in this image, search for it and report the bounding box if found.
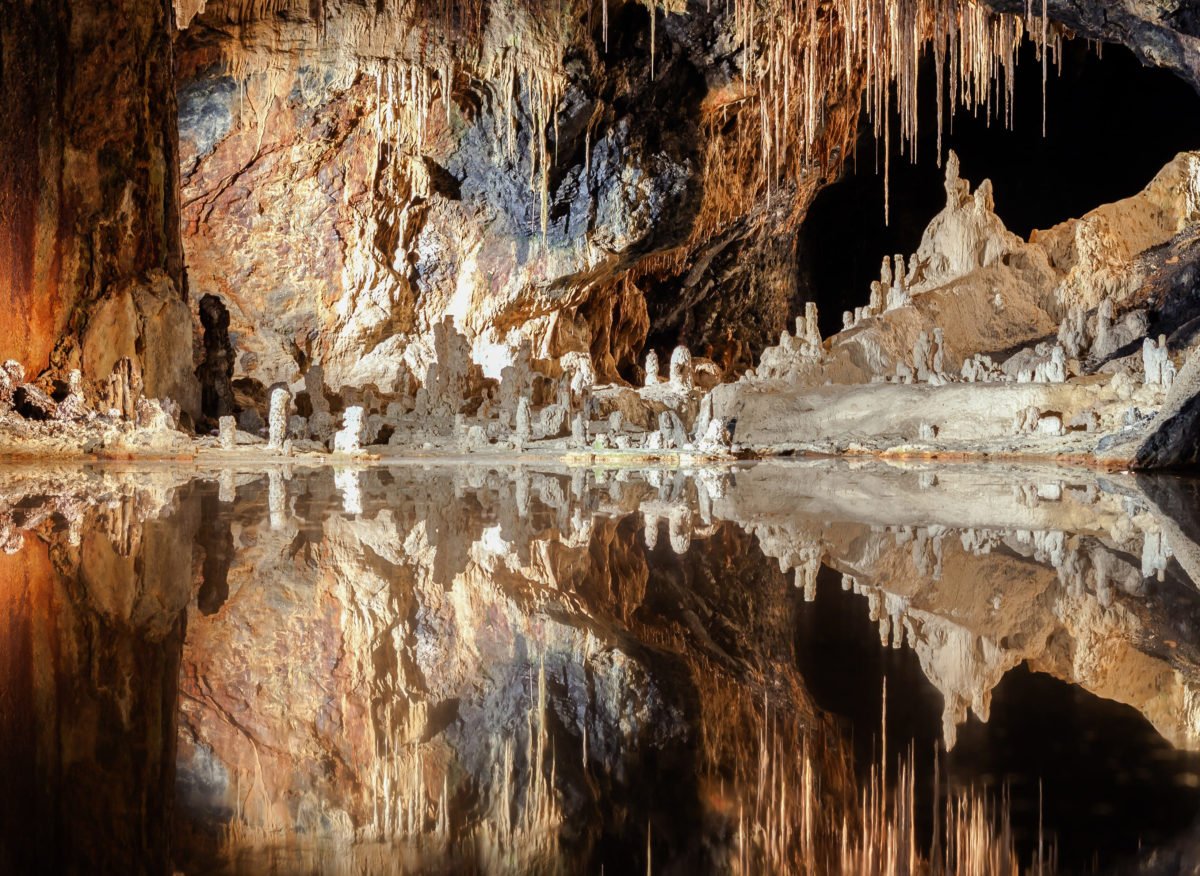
[2,460,1200,874]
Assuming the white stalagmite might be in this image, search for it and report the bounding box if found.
[515,396,532,447]
[668,346,692,391]
[268,387,290,449]
[218,415,236,449]
[334,406,365,453]
[644,349,659,386]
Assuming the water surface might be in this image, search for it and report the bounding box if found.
[3,460,1200,874]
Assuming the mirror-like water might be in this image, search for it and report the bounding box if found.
[2,460,1200,875]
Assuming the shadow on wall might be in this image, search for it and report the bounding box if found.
[799,39,1200,337]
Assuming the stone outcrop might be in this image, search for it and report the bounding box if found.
[0,0,199,420]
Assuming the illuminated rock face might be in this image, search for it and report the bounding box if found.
[172,1,867,393]
[0,0,200,420]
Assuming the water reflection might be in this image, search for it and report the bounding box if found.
[0,461,1199,873]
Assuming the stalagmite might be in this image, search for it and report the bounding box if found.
[931,328,946,375]
[1143,335,1174,388]
[570,412,587,448]
[333,406,365,453]
[644,350,660,386]
[696,418,731,454]
[1058,307,1089,360]
[218,415,236,448]
[268,387,290,449]
[1045,345,1067,383]
[514,396,532,448]
[107,357,143,420]
[693,393,712,443]
[868,282,884,316]
[913,331,933,382]
[668,346,692,391]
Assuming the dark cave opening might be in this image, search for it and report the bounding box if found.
[799,38,1200,338]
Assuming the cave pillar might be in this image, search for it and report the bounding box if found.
[0,0,199,420]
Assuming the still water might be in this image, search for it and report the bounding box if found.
[2,460,1200,875]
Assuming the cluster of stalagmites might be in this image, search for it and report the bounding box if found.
[208,316,733,458]
[732,149,1194,451]
[0,355,183,444]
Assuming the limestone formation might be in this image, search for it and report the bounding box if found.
[1057,307,1089,360]
[514,397,532,448]
[333,407,365,454]
[498,341,533,425]
[218,416,236,449]
[305,365,330,415]
[569,412,587,449]
[1037,415,1064,436]
[960,354,1001,383]
[14,383,56,420]
[669,346,693,392]
[106,357,143,420]
[1143,336,1175,388]
[693,393,713,443]
[466,425,489,450]
[540,404,568,439]
[1013,406,1040,435]
[267,387,290,449]
[566,352,596,406]
[55,371,89,422]
[657,410,688,449]
[696,418,731,454]
[912,332,933,382]
[644,350,660,387]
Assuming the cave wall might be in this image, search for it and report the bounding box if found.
[0,0,200,418]
[175,0,862,392]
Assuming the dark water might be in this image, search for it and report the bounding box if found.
[2,460,1200,875]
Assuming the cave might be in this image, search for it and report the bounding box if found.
[6,0,1200,873]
